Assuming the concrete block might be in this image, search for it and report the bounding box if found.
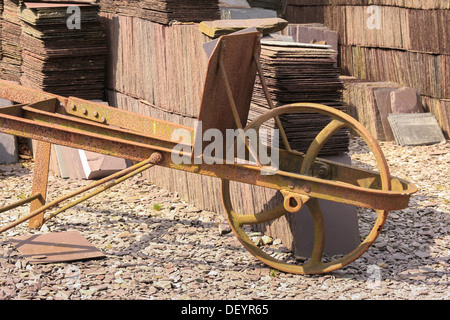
[293,155,360,258]
[0,133,19,165]
[0,98,19,165]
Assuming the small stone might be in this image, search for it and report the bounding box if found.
[154,280,172,290]
[415,251,430,258]
[92,284,109,292]
[80,289,94,297]
[261,235,273,245]
[218,223,232,235]
[55,291,70,300]
[273,239,282,245]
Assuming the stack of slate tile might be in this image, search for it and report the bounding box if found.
[98,0,220,25]
[250,40,349,155]
[18,2,107,100]
[99,12,211,118]
[285,0,450,138]
[1,0,22,82]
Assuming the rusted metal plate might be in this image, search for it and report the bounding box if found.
[195,30,260,157]
[9,231,105,264]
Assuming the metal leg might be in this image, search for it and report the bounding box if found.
[29,140,52,229]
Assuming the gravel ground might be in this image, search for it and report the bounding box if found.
[0,137,448,300]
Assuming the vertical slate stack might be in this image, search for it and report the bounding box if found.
[251,41,349,155]
[1,0,22,82]
[285,0,450,138]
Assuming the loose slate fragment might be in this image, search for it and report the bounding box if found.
[9,231,105,264]
[388,113,446,146]
[390,87,424,114]
[1,0,22,82]
[199,18,288,38]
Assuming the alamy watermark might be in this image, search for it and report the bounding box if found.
[366,264,382,289]
[61,265,82,290]
[171,120,280,175]
[367,5,381,30]
[66,6,81,30]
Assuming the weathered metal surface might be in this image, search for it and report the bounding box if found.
[29,140,52,229]
[196,31,260,157]
[9,231,105,264]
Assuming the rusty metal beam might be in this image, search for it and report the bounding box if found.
[0,103,415,212]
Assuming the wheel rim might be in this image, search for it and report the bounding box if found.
[221,103,391,274]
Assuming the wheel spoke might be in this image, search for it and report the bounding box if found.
[234,203,288,226]
[221,180,292,226]
[301,119,346,175]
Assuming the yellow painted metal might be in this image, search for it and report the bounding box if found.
[221,102,393,274]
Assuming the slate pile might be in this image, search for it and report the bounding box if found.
[250,41,349,155]
[19,2,107,100]
[98,0,220,25]
[1,0,22,82]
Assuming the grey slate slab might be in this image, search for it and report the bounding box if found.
[388,113,446,146]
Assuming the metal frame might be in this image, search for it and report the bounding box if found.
[0,31,417,274]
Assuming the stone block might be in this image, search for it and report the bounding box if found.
[390,87,424,114]
[388,113,446,146]
[0,133,19,165]
[293,155,360,257]
[373,87,397,141]
[0,98,19,165]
